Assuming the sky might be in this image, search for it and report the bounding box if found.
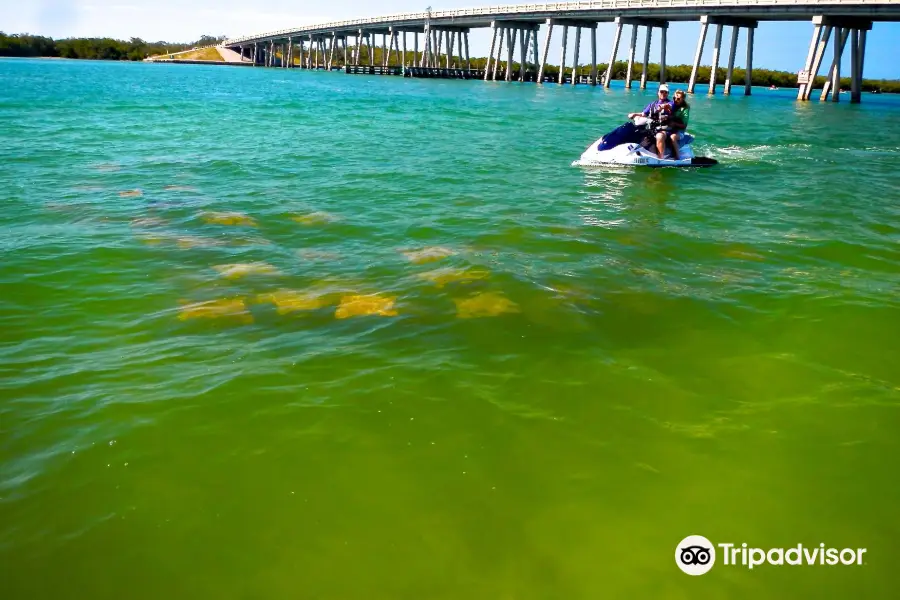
[2,0,898,79]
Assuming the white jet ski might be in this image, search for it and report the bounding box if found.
[572,116,718,168]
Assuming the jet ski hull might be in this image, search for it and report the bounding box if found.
[572,137,718,168]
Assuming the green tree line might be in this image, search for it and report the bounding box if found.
[0,33,225,61]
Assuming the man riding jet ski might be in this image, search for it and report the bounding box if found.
[572,84,718,168]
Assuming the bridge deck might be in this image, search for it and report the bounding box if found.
[224,1,900,46]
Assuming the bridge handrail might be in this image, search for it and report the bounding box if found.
[223,0,897,45]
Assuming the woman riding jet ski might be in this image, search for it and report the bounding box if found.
[572,85,718,168]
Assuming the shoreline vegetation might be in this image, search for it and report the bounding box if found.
[3,31,898,93]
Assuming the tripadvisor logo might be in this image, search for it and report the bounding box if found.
[675,535,867,575]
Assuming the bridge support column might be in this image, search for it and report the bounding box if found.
[287,38,294,68]
[493,28,504,80]
[708,24,723,95]
[558,25,568,85]
[519,29,527,81]
[850,28,860,102]
[505,29,514,81]
[402,32,407,72]
[745,26,754,95]
[465,31,471,71]
[724,26,739,94]
[625,24,637,89]
[414,32,419,67]
[807,19,870,103]
[688,16,708,94]
[485,22,498,81]
[851,29,866,103]
[419,29,425,67]
[604,19,623,88]
[538,19,554,84]
[572,27,581,85]
[640,26,652,89]
[821,27,849,102]
[432,28,438,67]
[797,18,822,100]
[450,31,456,68]
[328,34,337,69]
[660,26,667,83]
[801,24,831,100]
[590,26,597,85]
[447,31,453,68]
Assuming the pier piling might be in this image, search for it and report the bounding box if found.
[745,26,754,95]
[558,25,568,85]
[625,24,637,88]
[688,16,708,93]
[572,27,581,85]
[708,24,723,95]
[640,26,652,89]
[604,19,623,88]
[724,26,739,94]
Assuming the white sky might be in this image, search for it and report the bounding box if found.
[3,1,898,78]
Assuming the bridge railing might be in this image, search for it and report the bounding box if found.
[223,0,895,45]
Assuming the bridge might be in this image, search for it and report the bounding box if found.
[222,1,900,103]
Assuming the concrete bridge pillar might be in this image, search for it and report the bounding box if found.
[796,17,870,103]
[604,18,623,88]
[723,26,739,93]
[851,28,866,103]
[744,26,754,95]
[328,33,337,69]
[465,31,471,71]
[660,26,667,83]
[505,28,514,81]
[537,19,554,84]
[485,22,498,81]
[821,27,849,102]
[572,27,582,85]
[640,27,652,89]
[708,24,723,95]
[689,16,757,95]
[519,29,527,82]
[624,24,638,88]
[687,16,709,93]
[493,28,504,80]
[558,25,568,85]
[590,27,597,86]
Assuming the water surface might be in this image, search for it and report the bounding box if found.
[2,58,899,599]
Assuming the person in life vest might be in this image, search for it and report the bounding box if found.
[627,83,674,158]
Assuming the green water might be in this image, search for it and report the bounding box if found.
[2,57,899,598]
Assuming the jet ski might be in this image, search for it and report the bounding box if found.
[572,116,718,168]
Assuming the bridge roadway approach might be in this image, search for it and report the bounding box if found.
[222,1,900,103]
